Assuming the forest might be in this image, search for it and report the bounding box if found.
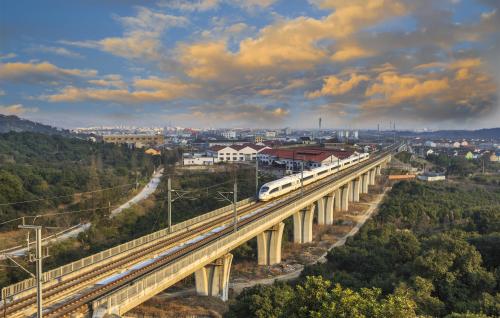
[0,160,270,288]
[227,180,500,317]
[0,132,156,229]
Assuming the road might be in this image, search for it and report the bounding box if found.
[1,168,164,258]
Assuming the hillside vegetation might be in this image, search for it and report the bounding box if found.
[228,181,500,317]
[0,132,156,229]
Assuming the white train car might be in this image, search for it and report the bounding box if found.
[259,152,369,201]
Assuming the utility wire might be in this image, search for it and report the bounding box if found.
[0,183,135,207]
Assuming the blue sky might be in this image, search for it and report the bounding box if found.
[0,0,499,129]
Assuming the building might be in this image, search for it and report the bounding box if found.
[300,136,314,144]
[183,156,219,165]
[418,172,446,182]
[208,144,270,162]
[221,130,237,139]
[265,131,277,138]
[255,135,264,143]
[258,147,357,171]
[102,134,164,148]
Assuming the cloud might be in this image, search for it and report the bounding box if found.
[87,74,127,89]
[0,53,17,60]
[331,45,374,62]
[28,45,83,58]
[63,7,187,61]
[0,104,38,115]
[231,0,277,10]
[187,103,290,126]
[41,76,197,103]
[0,61,97,83]
[307,73,369,98]
[365,71,450,106]
[160,0,219,11]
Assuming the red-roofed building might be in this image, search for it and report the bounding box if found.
[208,143,271,162]
[258,147,357,171]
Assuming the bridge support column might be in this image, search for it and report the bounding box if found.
[369,169,376,185]
[362,173,369,194]
[257,222,285,265]
[316,197,326,225]
[376,165,381,175]
[341,183,350,211]
[334,188,342,211]
[325,192,335,224]
[353,177,360,202]
[293,205,314,244]
[195,253,233,301]
[348,180,354,202]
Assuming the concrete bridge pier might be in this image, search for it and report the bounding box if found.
[362,173,369,194]
[376,165,382,175]
[325,192,335,224]
[293,205,314,244]
[316,197,326,225]
[195,253,233,301]
[334,188,342,211]
[257,222,285,265]
[353,177,361,202]
[369,169,376,185]
[348,180,354,202]
[341,183,350,211]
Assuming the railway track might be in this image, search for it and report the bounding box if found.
[40,148,394,318]
[0,201,267,318]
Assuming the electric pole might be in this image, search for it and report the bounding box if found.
[255,156,259,198]
[233,182,237,233]
[17,224,45,318]
[217,182,238,233]
[165,177,195,233]
[300,159,304,197]
[167,177,172,233]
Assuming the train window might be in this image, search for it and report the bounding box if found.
[282,182,292,189]
[303,175,314,181]
[269,188,279,194]
[260,186,269,193]
[317,170,328,175]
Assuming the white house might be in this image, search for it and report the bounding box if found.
[208,144,270,162]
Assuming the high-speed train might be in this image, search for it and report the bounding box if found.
[258,152,370,201]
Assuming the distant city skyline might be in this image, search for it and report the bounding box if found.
[1,0,499,129]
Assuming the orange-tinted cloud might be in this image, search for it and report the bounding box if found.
[0,61,97,83]
[0,104,38,115]
[308,73,369,98]
[365,72,450,106]
[42,77,197,103]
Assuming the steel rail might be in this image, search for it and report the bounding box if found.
[0,201,266,317]
[43,148,395,318]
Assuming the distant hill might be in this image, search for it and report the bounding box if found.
[0,115,72,135]
[399,128,500,140]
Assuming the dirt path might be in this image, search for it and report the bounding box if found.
[1,168,164,258]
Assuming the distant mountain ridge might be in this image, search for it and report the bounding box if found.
[399,128,500,140]
[0,115,72,135]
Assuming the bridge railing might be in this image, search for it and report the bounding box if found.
[1,197,255,300]
[92,154,392,313]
